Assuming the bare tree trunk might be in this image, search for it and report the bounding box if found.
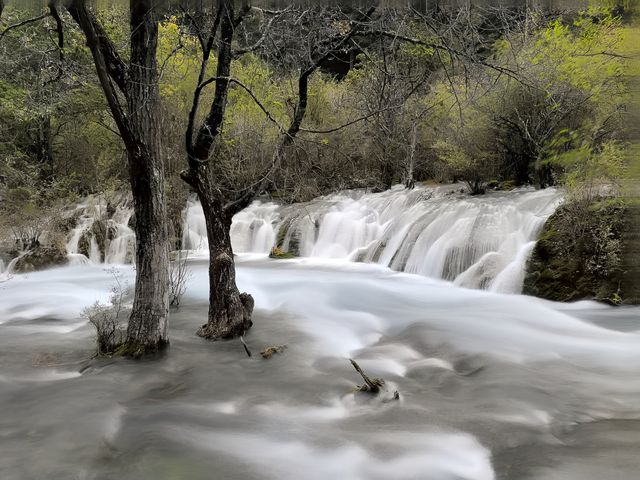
[405,123,417,189]
[123,0,170,355]
[68,0,170,356]
[184,170,253,340]
[182,0,253,341]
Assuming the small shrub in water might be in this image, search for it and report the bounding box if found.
[169,251,192,308]
[82,268,128,356]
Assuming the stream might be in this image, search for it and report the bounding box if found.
[1,186,639,479]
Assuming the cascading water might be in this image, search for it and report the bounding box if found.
[104,206,135,264]
[65,198,135,265]
[183,185,562,293]
[182,199,280,253]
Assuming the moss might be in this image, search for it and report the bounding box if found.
[269,246,296,259]
[275,221,290,249]
[523,197,626,303]
[499,180,517,191]
[113,339,169,359]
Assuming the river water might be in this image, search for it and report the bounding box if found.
[1,186,639,478]
[1,253,640,479]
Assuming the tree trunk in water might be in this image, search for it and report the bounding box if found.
[187,172,254,340]
[122,1,169,356]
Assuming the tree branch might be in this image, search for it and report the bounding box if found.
[199,76,286,133]
[0,12,50,42]
[66,1,128,95]
[368,30,525,84]
[185,2,223,165]
[190,0,234,165]
[285,7,377,144]
[65,0,134,150]
[48,1,63,60]
[233,6,291,58]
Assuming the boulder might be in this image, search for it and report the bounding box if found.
[13,245,67,273]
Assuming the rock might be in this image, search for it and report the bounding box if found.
[54,210,82,234]
[269,246,296,259]
[260,345,287,359]
[77,230,91,258]
[106,201,117,218]
[13,245,67,273]
[91,220,107,259]
[77,220,108,261]
[524,198,626,303]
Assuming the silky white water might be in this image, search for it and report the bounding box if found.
[63,197,135,267]
[1,258,639,480]
[59,186,560,294]
[183,185,562,293]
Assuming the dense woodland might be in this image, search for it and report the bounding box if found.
[0,0,636,355]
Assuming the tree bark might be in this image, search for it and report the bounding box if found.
[182,0,253,341]
[123,0,170,356]
[183,169,253,340]
[67,0,170,356]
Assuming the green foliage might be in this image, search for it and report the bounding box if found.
[551,141,626,199]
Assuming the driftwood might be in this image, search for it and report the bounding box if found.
[240,336,252,357]
[350,359,385,393]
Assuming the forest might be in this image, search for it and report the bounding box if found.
[0,1,639,479]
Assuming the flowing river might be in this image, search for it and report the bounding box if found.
[1,186,639,479]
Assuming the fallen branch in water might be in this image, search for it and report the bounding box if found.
[350,359,384,393]
[240,336,252,357]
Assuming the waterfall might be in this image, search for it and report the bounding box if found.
[64,197,135,265]
[182,199,280,253]
[0,252,27,277]
[104,207,135,264]
[183,185,562,293]
[50,185,561,294]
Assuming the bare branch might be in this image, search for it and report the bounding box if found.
[0,12,50,42]
[300,105,404,135]
[199,76,286,133]
[185,2,223,165]
[65,0,134,150]
[369,30,525,85]
[66,1,128,95]
[233,6,292,58]
[285,7,377,144]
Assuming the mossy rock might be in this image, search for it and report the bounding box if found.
[54,210,82,234]
[91,220,107,258]
[77,231,91,258]
[13,245,68,273]
[524,197,626,304]
[269,246,296,259]
[276,218,302,256]
[499,180,517,191]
